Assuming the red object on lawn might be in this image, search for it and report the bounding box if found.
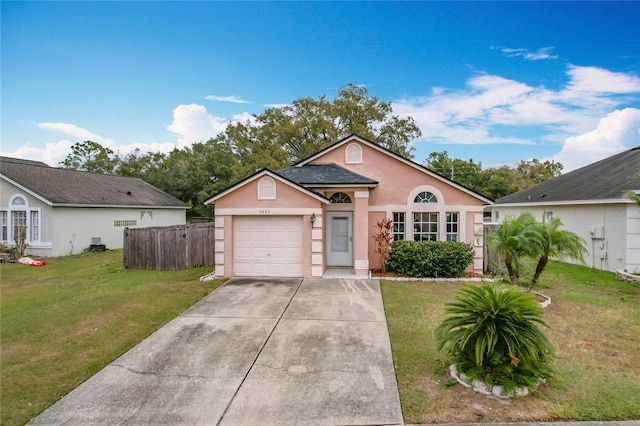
[30,261,46,266]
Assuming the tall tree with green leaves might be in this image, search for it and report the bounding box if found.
[221,83,422,178]
[60,140,118,174]
[529,216,587,290]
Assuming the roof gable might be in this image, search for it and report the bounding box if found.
[296,134,493,204]
[205,168,330,205]
[496,146,640,204]
[0,157,188,208]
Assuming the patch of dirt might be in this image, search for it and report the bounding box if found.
[410,374,553,424]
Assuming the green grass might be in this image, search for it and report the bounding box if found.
[0,250,224,426]
[382,261,640,423]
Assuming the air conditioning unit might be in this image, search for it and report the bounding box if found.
[91,237,102,245]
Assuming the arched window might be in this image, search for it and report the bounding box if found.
[11,196,26,205]
[414,191,437,203]
[329,192,352,203]
[345,143,362,164]
[257,176,276,200]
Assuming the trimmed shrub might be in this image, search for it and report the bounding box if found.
[436,282,555,395]
[386,240,475,278]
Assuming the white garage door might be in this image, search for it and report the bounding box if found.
[234,216,304,277]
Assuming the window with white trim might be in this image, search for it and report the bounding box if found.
[329,192,352,203]
[414,191,438,203]
[30,211,40,241]
[345,143,362,164]
[1,194,42,245]
[392,212,405,241]
[1,211,7,241]
[257,176,276,200]
[414,212,438,241]
[446,212,459,242]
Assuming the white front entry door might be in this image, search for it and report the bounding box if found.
[326,212,353,266]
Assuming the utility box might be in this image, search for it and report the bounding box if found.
[591,225,605,239]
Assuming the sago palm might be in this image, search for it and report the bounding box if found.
[529,216,587,290]
[436,282,555,392]
[487,212,542,285]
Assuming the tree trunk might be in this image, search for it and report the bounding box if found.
[530,256,548,291]
[504,253,518,285]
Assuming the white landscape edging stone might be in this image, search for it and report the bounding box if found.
[449,363,533,399]
[375,276,495,282]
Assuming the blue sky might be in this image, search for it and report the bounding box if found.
[2,1,639,172]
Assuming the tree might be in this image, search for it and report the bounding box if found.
[625,190,640,206]
[116,149,166,179]
[60,141,118,174]
[223,83,422,178]
[150,139,238,218]
[529,216,587,290]
[487,212,542,285]
[425,151,484,190]
[423,153,563,200]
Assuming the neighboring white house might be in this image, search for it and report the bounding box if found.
[1,156,189,257]
[486,146,640,274]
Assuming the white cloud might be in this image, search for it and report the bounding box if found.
[264,103,290,109]
[0,140,74,167]
[553,108,640,172]
[564,65,640,94]
[491,45,558,61]
[393,65,640,150]
[204,95,250,104]
[35,122,116,148]
[167,103,228,148]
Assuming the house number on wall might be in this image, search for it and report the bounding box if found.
[259,209,271,214]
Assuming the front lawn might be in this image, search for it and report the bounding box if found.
[0,250,223,426]
[382,261,640,423]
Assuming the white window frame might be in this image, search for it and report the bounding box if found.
[345,143,363,164]
[392,212,405,241]
[257,176,276,200]
[413,212,439,241]
[2,194,42,244]
[446,212,459,242]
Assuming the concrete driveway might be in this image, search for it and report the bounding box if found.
[28,278,403,426]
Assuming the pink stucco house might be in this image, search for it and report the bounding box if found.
[206,135,492,278]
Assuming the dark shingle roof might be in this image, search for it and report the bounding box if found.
[1,157,188,208]
[495,146,640,204]
[277,163,378,186]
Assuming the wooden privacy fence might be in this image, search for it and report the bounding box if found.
[123,223,215,270]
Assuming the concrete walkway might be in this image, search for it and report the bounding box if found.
[28,278,403,426]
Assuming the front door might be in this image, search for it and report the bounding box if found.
[326,212,353,266]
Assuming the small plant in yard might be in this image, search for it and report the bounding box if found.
[372,217,394,272]
[435,282,555,396]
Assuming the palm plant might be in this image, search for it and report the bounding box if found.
[529,216,587,290]
[487,212,542,285]
[436,282,555,394]
[625,190,640,206]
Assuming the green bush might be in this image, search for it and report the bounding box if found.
[387,240,475,278]
[435,282,555,395]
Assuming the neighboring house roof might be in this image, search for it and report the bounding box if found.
[1,156,189,208]
[205,168,330,204]
[495,146,640,205]
[295,134,493,204]
[277,163,378,187]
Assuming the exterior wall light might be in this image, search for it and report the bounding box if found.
[310,212,316,226]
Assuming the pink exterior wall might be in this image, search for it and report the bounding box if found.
[213,174,326,278]
[310,138,489,273]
